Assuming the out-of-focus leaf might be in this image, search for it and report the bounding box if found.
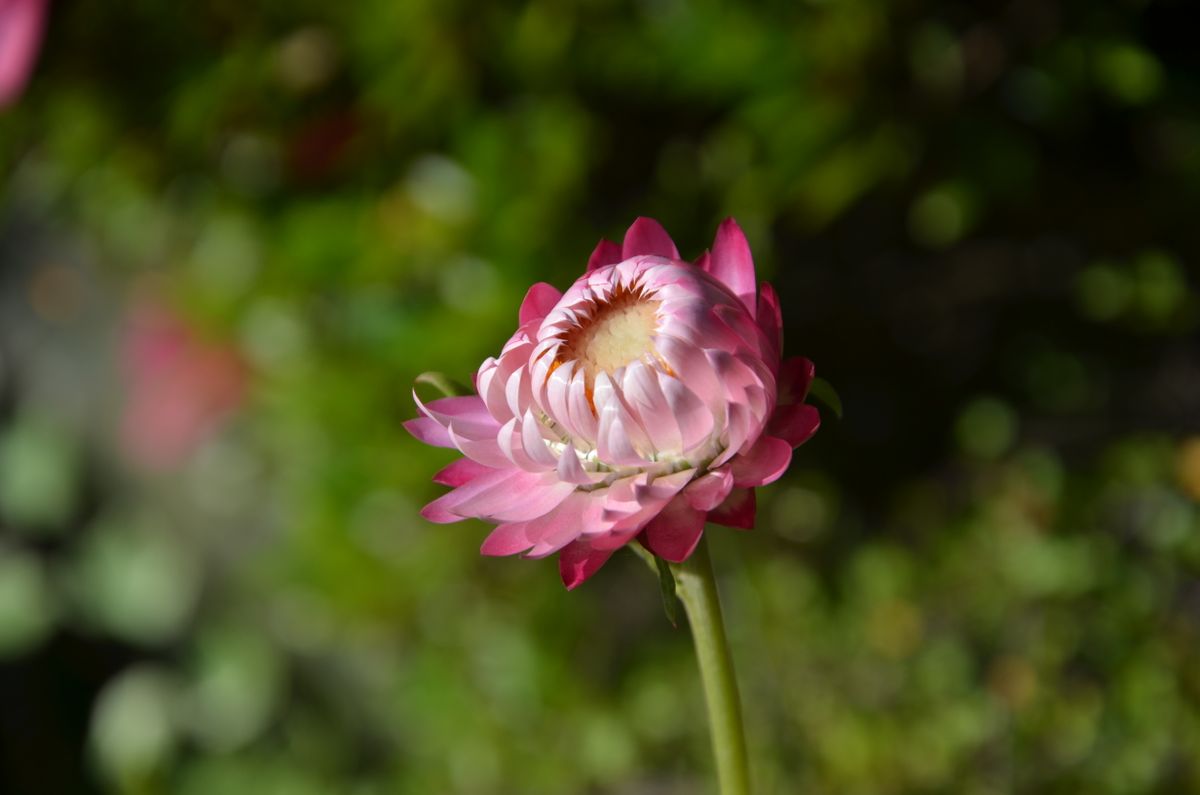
[956,397,1017,459]
[70,516,201,645]
[415,371,473,399]
[0,548,56,657]
[808,376,843,420]
[181,625,285,753]
[90,666,179,785]
[0,414,79,531]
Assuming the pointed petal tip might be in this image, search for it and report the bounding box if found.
[480,523,534,557]
[586,238,622,273]
[420,501,461,524]
[710,217,758,314]
[519,282,563,326]
[404,417,453,448]
[622,217,680,260]
[756,281,783,361]
[558,541,615,589]
[433,457,492,487]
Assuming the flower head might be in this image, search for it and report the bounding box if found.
[119,300,248,472]
[407,218,819,588]
[0,0,48,109]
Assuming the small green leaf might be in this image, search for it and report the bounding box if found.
[415,371,472,399]
[626,544,681,627]
[655,555,680,627]
[808,376,843,419]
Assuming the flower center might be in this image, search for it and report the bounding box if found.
[561,288,660,384]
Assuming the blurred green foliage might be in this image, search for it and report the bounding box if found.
[2,1,1199,793]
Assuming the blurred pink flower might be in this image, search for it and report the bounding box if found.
[119,302,248,472]
[407,218,819,588]
[0,0,47,108]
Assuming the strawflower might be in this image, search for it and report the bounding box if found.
[0,0,48,109]
[408,217,821,795]
[407,217,818,588]
[119,300,248,472]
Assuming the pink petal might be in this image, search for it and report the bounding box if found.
[661,377,715,454]
[404,417,454,448]
[476,358,502,413]
[621,364,712,456]
[543,359,581,437]
[433,458,492,486]
[640,496,706,563]
[712,401,753,469]
[693,250,711,270]
[0,0,47,108]
[481,522,534,556]
[588,526,650,553]
[496,416,545,471]
[769,403,820,448]
[756,282,783,366]
[478,342,534,425]
[713,303,772,360]
[594,374,653,466]
[452,475,576,522]
[708,488,756,530]
[418,394,488,418]
[519,410,560,467]
[622,364,679,454]
[413,392,500,441]
[596,469,694,544]
[707,218,757,315]
[420,496,467,524]
[622,217,680,260]
[586,239,622,273]
[660,310,753,359]
[708,350,774,408]
[654,334,725,412]
[595,474,642,520]
[684,469,734,512]
[778,357,816,406]
[504,365,534,421]
[558,540,617,590]
[565,367,598,445]
[420,467,526,524]
[447,426,517,468]
[519,282,563,327]
[597,411,646,467]
[556,442,598,485]
[731,435,793,487]
[524,491,607,558]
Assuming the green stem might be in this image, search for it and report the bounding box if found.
[671,533,752,795]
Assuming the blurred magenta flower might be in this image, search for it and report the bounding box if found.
[119,301,248,472]
[408,218,819,588]
[0,0,47,108]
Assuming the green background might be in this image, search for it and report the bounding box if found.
[1,1,1198,792]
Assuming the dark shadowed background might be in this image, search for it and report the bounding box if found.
[1,1,1199,793]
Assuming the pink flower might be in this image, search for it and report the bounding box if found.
[119,301,248,472]
[0,0,48,109]
[407,218,819,588]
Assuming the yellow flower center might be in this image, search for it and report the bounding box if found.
[562,288,660,384]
